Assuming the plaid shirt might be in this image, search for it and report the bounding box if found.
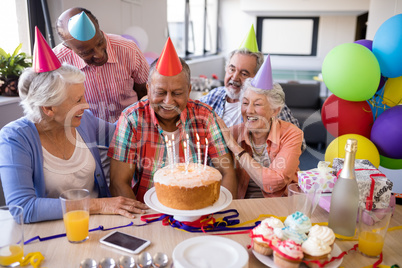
[108,99,229,202]
[54,33,149,123]
[200,86,307,151]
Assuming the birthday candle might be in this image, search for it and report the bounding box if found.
[171,134,176,166]
[168,140,173,169]
[186,133,190,163]
[165,135,171,167]
[196,133,201,166]
[183,141,188,173]
[204,138,209,170]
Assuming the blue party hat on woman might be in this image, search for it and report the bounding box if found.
[68,11,96,41]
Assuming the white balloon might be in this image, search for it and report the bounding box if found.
[123,26,149,51]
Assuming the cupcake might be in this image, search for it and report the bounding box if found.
[274,226,308,245]
[260,217,285,229]
[302,237,332,268]
[273,239,304,268]
[251,224,279,255]
[308,225,335,249]
[284,211,312,234]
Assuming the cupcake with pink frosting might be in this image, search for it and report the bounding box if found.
[308,225,336,249]
[302,237,332,268]
[273,239,304,268]
[252,224,279,255]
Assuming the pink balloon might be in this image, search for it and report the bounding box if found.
[144,51,158,65]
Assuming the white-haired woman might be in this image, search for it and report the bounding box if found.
[218,79,303,198]
[0,63,147,223]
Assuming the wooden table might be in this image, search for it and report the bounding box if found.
[23,198,402,267]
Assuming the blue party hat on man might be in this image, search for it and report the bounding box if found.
[238,25,259,53]
[251,54,273,90]
[68,11,96,41]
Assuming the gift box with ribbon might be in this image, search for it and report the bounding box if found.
[332,158,393,209]
[298,161,337,193]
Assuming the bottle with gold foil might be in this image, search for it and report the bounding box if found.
[328,139,359,238]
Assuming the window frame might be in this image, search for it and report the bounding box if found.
[168,0,220,60]
[256,16,319,57]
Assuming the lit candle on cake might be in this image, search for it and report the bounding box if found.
[183,141,189,173]
[168,140,173,170]
[203,138,209,170]
[165,135,171,167]
[171,134,176,166]
[196,133,201,167]
[186,133,190,163]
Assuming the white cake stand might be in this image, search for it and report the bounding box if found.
[144,186,232,222]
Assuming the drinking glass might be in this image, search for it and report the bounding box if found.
[60,189,90,243]
[358,205,392,257]
[287,183,313,218]
[0,205,24,267]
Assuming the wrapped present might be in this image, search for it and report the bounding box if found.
[331,158,376,176]
[330,158,393,209]
[298,161,337,193]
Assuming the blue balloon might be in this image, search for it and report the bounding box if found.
[372,14,402,78]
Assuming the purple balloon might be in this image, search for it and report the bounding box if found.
[354,39,373,51]
[121,34,140,47]
[370,105,402,159]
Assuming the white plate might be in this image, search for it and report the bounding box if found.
[253,243,343,268]
[144,186,232,220]
[173,236,249,268]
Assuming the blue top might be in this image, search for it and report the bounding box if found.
[200,86,306,151]
[0,110,115,223]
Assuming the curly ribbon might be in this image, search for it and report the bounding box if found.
[24,221,136,245]
[20,252,45,268]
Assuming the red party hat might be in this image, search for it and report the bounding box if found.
[33,27,61,73]
[156,37,182,76]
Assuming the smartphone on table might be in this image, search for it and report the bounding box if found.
[99,231,151,254]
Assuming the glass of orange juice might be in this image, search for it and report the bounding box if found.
[60,189,90,243]
[358,204,392,258]
[0,205,24,267]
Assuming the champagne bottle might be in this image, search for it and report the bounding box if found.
[328,139,359,238]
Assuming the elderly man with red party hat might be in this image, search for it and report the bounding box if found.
[217,55,303,198]
[0,27,147,223]
[108,38,237,205]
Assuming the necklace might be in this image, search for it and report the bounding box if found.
[41,129,68,160]
[249,133,267,157]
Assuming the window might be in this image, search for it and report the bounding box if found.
[0,0,30,55]
[167,0,219,59]
[256,17,319,56]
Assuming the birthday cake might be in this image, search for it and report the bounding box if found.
[153,163,222,210]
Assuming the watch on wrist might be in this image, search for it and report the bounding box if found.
[235,150,247,161]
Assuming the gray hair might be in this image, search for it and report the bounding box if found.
[226,48,264,74]
[148,57,191,85]
[241,78,285,115]
[18,63,85,123]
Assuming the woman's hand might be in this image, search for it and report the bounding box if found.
[216,116,242,154]
[91,196,149,219]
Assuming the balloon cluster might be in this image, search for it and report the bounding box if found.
[321,14,402,170]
